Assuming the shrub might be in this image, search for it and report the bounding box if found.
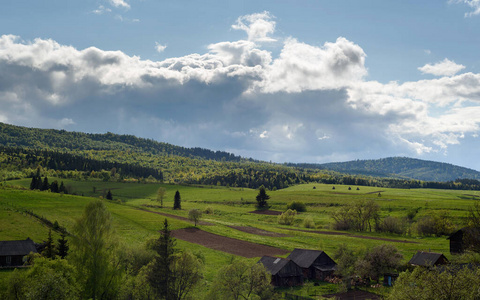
[303,216,315,229]
[376,216,407,235]
[278,209,297,225]
[287,201,307,212]
[203,207,214,214]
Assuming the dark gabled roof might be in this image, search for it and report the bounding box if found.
[258,256,291,276]
[0,238,37,256]
[447,227,480,240]
[408,251,448,266]
[287,248,325,268]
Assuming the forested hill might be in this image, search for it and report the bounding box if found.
[290,157,480,182]
[0,122,242,162]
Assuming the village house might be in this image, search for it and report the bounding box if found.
[408,251,448,267]
[448,227,480,254]
[258,256,303,287]
[0,238,37,268]
[287,248,337,280]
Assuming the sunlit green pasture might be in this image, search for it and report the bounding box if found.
[1,179,478,296]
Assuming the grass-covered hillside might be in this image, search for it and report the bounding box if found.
[1,179,478,298]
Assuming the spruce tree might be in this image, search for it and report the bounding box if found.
[256,185,270,209]
[30,175,37,190]
[57,231,69,259]
[59,181,66,193]
[173,190,181,210]
[106,189,113,200]
[42,230,56,259]
[41,176,49,191]
[148,219,177,299]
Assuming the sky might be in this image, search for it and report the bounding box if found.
[1,1,480,170]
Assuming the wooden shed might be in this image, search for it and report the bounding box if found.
[448,227,480,254]
[408,251,448,267]
[258,256,303,287]
[0,238,37,267]
[287,248,337,280]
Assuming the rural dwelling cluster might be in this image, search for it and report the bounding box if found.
[258,248,337,287]
[0,238,37,268]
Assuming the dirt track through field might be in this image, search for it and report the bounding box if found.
[172,228,290,258]
[287,228,418,244]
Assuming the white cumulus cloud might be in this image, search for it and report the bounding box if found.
[155,42,167,53]
[418,58,465,76]
[232,11,276,42]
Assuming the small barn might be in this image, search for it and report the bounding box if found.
[0,238,37,267]
[448,227,480,254]
[408,251,448,267]
[258,256,303,287]
[287,248,337,280]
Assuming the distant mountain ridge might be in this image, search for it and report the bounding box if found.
[290,157,480,182]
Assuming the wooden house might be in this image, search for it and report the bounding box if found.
[0,238,37,267]
[448,227,480,254]
[287,248,337,280]
[408,251,448,267]
[258,256,303,287]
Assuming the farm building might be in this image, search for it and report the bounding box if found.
[258,256,303,287]
[448,227,480,254]
[0,238,37,267]
[408,251,448,267]
[287,248,337,280]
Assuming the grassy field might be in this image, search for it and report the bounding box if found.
[1,179,477,297]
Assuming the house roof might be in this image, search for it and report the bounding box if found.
[447,227,480,240]
[258,256,292,276]
[408,251,448,266]
[287,248,326,268]
[0,238,37,256]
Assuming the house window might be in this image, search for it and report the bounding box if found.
[6,256,11,265]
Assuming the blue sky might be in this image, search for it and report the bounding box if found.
[1,1,480,170]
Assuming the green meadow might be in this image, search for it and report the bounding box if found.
[1,179,478,296]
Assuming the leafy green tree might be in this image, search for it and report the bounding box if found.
[148,218,177,299]
[171,251,204,300]
[71,199,122,300]
[388,265,480,300]
[208,259,273,300]
[157,187,166,207]
[173,190,181,210]
[256,185,270,209]
[333,244,358,290]
[4,257,80,300]
[188,209,202,226]
[355,244,402,282]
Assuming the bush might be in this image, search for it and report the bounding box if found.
[203,207,214,214]
[287,201,307,212]
[376,216,408,235]
[416,211,454,236]
[278,209,297,225]
[303,216,316,229]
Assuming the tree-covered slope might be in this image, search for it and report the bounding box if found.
[292,157,480,182]
[0,122,242,162]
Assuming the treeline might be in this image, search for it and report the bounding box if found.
[0,146,163,180]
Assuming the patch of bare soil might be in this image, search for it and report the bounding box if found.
[172,228,289,258]
[139,206,212,225]
[287,228,418,244]
[249,210,283,215]
[228,226,290,237]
